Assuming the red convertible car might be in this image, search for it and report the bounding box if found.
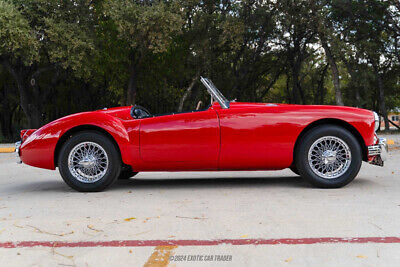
[16,77,387,192]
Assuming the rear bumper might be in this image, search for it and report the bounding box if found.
[15,141,22,164]
[368,138,388,166]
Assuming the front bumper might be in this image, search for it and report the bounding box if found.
[368,138,388,166]
[15,141,22,164]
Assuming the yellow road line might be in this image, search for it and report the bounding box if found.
[0,147,15,153]
[387,139,395,145]
[144,245,178,267]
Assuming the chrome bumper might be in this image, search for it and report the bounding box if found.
[15,141,22,164]
[368,138,387,166]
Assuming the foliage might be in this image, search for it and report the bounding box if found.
[0,0,400,140]
[0,0,39,64]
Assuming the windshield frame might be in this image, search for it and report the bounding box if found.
[200,77,230,109]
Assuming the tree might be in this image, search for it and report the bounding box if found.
[1,0,400,140]
[104,0,183,105]
[273,0,319,104]
[315,1,344,106]
[0,0,98,128]
[332,0,393,130]
[0,0,40,127]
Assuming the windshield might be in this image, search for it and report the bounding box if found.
[200,77,230,109]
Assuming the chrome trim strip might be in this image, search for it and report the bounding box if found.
[373,111,379,132]
[368,145,381,156]
[200,77,230,109]
[379,138,388,161]
[15,141,22,164]
[368,137,387,166]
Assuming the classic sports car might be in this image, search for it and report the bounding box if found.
[16,77,387,192]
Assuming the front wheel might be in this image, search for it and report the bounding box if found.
[118,168,139,180]
[289,166,300,176]
[295,125,362,188]
[58,131,121,192]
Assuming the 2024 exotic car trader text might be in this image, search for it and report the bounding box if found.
[15,77,387,192]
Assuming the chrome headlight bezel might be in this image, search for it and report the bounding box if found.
[373,111,380,132]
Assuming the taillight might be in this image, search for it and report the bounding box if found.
[20,130,27,140]
[20,129,37,142]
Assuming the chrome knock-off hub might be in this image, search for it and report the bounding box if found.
[308,136,351,179]
[68,142,109,183]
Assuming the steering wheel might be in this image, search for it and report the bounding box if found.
[196,100,203,111]
[130,105,152,119]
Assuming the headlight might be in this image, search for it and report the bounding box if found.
[373,111,380,132]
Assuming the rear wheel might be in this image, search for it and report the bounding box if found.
[295,125,362,188]
[58,131,121,192]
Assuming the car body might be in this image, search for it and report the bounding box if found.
[16,77,387,191]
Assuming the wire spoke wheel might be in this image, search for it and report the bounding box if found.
[68,142,109,183]
[307,136,351,179]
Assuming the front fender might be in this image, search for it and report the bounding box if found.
[20,112,131,170]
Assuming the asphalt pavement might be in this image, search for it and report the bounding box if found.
[0,140,399,266]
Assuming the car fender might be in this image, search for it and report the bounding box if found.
[20,112,132,170]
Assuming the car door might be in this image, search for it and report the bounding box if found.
[215,104,295,170]
[139,108,220,170]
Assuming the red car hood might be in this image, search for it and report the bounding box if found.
[228,102,370,113]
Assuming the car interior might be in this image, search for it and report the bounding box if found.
[130,77,225,119]
[130,101,212,119]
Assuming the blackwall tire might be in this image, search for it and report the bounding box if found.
[58,131,121,192]
[118,169,139,180]
[295,125,362,188]
[289,166,300,176]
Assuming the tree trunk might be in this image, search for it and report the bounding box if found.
[0,81,12,139]
[355,89,361,107]
[285,71,291,103]
[315,64,328,104]
[292,64,301,104]
[259,67,284,101]
[1,59,42,128]
[374,67,389,131]
[321,38,344,106]
[289,40,303,105]
[178,71,200,112]
[341,56,362,107]
[4,105,18,139]
[0,108,12,140]
[126,65,137,106]
[126,53,142,106]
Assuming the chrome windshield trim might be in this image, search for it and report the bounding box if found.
[200,77,230,109]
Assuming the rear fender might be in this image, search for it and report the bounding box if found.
[20,112,132,170]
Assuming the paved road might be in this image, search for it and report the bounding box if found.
[0,148,399,266]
